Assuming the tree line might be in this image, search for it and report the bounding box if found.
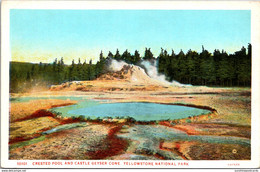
[10,54,106,93]
[10,45,251,93]
[157,45,251,86]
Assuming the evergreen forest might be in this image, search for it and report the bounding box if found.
[10,44,251,93]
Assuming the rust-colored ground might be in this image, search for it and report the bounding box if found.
[10,99,77,122]
[9,123,128,160]
[9,85,251,160]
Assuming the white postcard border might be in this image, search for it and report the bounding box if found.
[1,0,260,169]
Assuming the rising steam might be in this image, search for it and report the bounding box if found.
[108,60,129,72]
[108,59,187,87]
[140,60,184,87]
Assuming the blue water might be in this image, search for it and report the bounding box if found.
[11,96,211,121]
[52,101,211,121]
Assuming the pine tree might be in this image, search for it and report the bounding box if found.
[186,50,196,84]
[133,50,141,64]
[177,49,187,83]
[122,49,131,63]
[218,50,230,86]
[115,49,121,60]
[143,48,154,61]
[107,51,114,59]
[158,48,166,74]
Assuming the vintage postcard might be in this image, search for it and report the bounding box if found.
[1,0,260,169]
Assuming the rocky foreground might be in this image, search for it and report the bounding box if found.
[9,86,251,160]
[9,64,251,160]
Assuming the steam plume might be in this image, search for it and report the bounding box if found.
[140,60,184,87]
[108,59,188,87]
[108,60,129,72]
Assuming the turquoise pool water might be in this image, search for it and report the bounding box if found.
[11,96,211,121]
[51,100,211,121]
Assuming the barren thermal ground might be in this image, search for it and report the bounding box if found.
[9,64,251,160]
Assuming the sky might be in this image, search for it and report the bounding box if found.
[10,10,251,64]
